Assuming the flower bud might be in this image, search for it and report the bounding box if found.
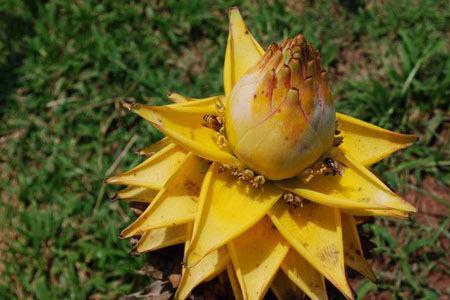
[225,35,335,180]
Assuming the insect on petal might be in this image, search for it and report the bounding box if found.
[128,103,241,167]
[277,151,416,213]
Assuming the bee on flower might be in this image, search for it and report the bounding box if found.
[107,7,416,300]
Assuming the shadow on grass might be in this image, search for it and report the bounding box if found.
[0,4,36,118]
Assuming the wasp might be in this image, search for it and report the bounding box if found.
[323,157,345,176]
[251,175,265,188]
[333,136,343,147]
[333,120,344,147]
[282,192,305,208]
[226,166,266,189]
[301,156,346,183]
[202,114,223,132]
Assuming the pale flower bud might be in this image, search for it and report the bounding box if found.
[225,35,335,180]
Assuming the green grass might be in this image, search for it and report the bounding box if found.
[0,0,448,299]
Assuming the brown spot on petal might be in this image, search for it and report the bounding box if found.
[184,178,200,196]
[318,244,340,265]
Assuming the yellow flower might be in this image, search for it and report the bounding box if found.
[226,35,335,180]
[107,8,416,300]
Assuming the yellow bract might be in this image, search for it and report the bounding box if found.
[136,137,171,156]
[107,143,187,189]
[342,214,376,282]
[186,163,283,267]
[271,271,304,299]
[136,224,187,253]
[129,103,240,167]
[337,113,416,166]
[167,93,220,109]
[176,223,230,299]
[224,8,264,97]
[121,153,208,238]
[227,217,289,300]
[176,246,230,299]
[107,7,416,300]
[115,186,157,203]
[343,208,411,218]
[268,200,352,298]
[280,249,327,300]
[277,151,416,213]
[227,263,245,300]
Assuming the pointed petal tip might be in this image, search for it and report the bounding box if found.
[368,195,416,214]
[346,291,355,300]
[121,101,141,111]
[120,226,138,239]
[407,204,417,213]
[388,197,416,213]
[135,149,148,157]
[333,281,354,300]
[396,132,417,149]
[224,6,264,96]
[406,133,418,143]
[383,200,416,214]
[167,92,188,103]
[228,6,240,15]
[330,276,354,300]
[336,112,419,166]
[105,176,118,185]
[228,7,247,31]
[366,269,377,283]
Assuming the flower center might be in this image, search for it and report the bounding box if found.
[202,105,346,188]
[224,34,337,180]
